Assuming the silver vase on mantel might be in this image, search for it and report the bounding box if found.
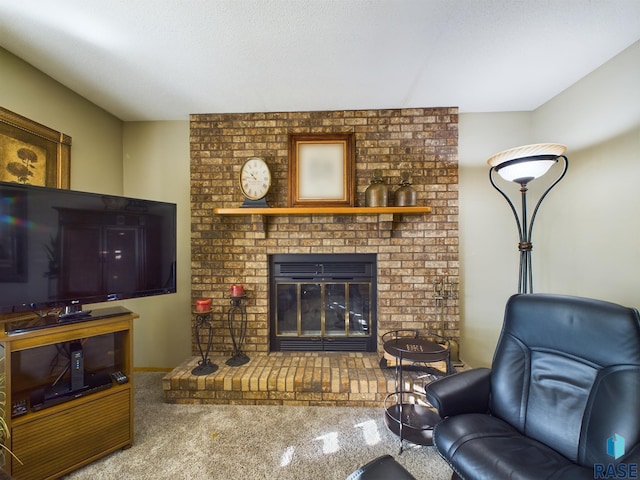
[394,172,417,206]
[365,169,389,207]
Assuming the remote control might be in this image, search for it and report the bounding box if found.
[12,399,28,417]
[111,371,129,385]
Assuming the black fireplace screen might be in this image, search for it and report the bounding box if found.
[270,254,377,352]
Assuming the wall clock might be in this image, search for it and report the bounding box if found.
[239,157,271,207]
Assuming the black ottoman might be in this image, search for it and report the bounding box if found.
[346,455,417,480]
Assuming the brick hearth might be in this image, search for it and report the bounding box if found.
[163,352,445,407]
[164,352,393,407]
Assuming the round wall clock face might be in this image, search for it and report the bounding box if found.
[239,157,271,200]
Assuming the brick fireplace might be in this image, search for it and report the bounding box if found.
[190,107,459,360]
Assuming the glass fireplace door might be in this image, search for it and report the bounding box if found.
[274,282,372,349]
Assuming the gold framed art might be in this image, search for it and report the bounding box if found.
[0,106,71,189]
[287,133,355,207]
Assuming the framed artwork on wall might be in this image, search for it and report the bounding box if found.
[0,107,71,189]
[287,133,355,207]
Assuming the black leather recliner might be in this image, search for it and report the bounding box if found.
[425,293,640,479]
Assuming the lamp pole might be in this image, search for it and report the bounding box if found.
[489,154,568,294]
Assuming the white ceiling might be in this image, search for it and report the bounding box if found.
[1,0,639,121]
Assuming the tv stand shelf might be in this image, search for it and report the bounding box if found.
[0,309,137,479]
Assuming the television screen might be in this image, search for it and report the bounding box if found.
[0,181,176,317]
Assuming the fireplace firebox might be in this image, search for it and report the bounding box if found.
[270,254,377,352]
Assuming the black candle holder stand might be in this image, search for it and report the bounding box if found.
[191,310,219,375]
[226,295,250,366]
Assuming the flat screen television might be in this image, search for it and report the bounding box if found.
[0,181,177,322]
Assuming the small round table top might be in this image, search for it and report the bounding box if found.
[383,334,449,363]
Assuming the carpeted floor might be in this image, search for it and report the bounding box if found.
[64,372,452,479]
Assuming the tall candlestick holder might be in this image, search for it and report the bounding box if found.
[191,309,219,375]
[226,294,249,366]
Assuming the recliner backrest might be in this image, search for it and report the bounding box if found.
[489,294,640,466]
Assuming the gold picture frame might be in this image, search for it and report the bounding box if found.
[0,106,71,189]
[287,133,355,207]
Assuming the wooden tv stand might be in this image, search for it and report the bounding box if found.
[0,308,137,479]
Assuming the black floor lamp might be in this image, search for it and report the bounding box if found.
[487,143,568,294]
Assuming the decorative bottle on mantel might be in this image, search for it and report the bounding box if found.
[394,171,417,206]
[365,169,389,207]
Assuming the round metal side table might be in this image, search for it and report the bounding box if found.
[382,329,450,452]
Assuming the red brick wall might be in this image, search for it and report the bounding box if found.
[190,107,459,357]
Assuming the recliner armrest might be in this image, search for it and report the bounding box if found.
[425,367,491,417]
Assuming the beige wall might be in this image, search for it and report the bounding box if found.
[121,122,192,367]
[0,48,123,193]
[3,39,638,369]
[457,112,531,366]
[459,40,640,367]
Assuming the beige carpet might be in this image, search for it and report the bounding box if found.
[64,372,452,479]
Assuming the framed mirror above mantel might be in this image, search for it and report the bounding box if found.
[213,206,432,238]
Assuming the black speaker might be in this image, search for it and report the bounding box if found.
[70,341,85,391]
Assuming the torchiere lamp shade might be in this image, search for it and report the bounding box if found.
[487,143,567,184]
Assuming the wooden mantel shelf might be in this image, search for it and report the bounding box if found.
[213,206,431,216]
[213,206,432,238]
